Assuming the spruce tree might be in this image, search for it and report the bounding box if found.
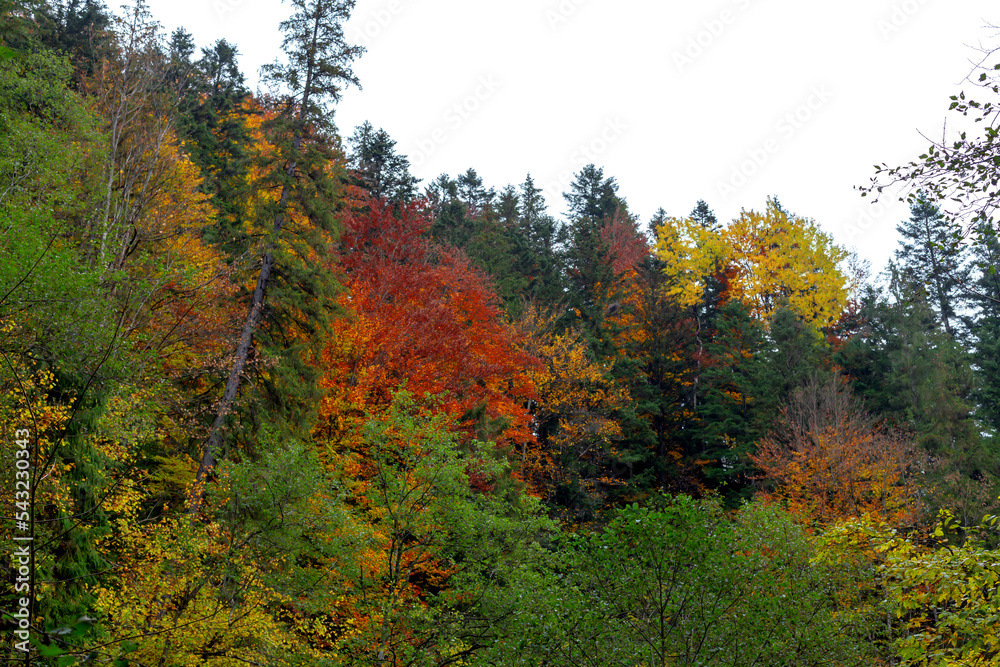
[194,0,363,508]
[894,195,969,339]
[561,165,627,354]
[515,174,565,308]
[346,120,419,203]
[970,222,1000,436]
[427,173,476,249]
[689,199,719,231]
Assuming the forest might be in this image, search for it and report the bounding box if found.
[3,0,1000,664]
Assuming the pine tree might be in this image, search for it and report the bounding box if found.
[894,195,969,339]
[193,0,363,509]
[562,165,627,353]
[970,222,1000,436]
[346,120,419,203]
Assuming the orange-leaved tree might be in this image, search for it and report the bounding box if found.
[314,192,539,473]
[751,374,925,527]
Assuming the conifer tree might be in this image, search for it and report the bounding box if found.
[193,0,363,508]
[970,222,1000,436]
[689,198,719,231]
[894,195,969,339]
[346,120,419,203]
[515,174,564,308]
[562,164,627,353]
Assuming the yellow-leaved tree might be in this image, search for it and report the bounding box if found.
[654,198,855,328]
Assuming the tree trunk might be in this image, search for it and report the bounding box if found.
[188,166,294,513]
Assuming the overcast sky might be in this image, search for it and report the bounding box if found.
[142,0,999,275]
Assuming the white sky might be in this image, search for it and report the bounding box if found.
[142,0,999,275]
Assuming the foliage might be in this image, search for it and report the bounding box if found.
[655,198,854,328]
[751,374,925,527]
[489,496,875,666]
[818,512,1000,666]
[331,392,554,666]
[315,193,538,463]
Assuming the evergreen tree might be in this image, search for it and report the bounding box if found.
[35,0,113,78]
[346,120,419,203]
[464,200,527,312]
[836,268,994,518]
[457,167,495,213]
[165,35,254,257]
[563,163,621,222]
[689,199,719,231]
[696,298,766,499]
[609,254,699,496]
[894,195,969,339]
[515,174,565,308]
[561,164,627,353]
[194,0,363,507]
[753,305,832,433]
[970,222,1000,437]
[426,173,476,249]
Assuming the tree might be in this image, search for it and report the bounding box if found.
[653,198,854,329]
[314,193,538,469]
[515,304,629,517]
[34,0,113,79]
[346,120,419,204]
[193,0,363,508]
[562,165,624,314]
[333,393,553,665]
[751,374,925,527]
[689,198,719,231]
[487,174,566,313]
[490,496,875,666]
[971,222,1000,436]
[894,195,969,339]
[723,199,854,328]
[836,272,998,525]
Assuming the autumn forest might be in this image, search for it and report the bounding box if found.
[3,0,1000,665]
